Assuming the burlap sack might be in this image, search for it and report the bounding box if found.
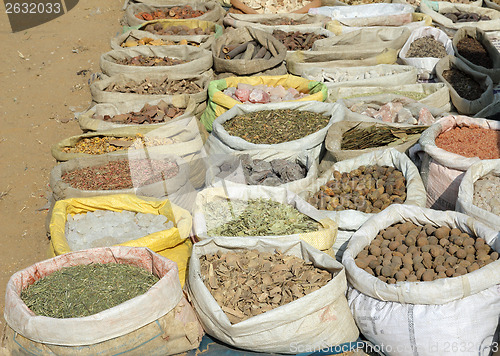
[435,55,494,115]
[286,48,399,76]
[111,29,216,51]
[312,27,411,56]
[329,82,451,111]
[420,1,500,32]
[256,27,334,53]
[100,46,213,77]
[124,1,225,26]
[474,100,500,120]
[452,27,500,84]
[223,12,330,30]
[484,0,500,10]
[90,71,213,109]
[212,27,287,76]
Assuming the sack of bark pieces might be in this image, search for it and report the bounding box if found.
[3,246,203,355]
[452,26,500,84]
[223,12,330,31]
[435,55,494,115]
[286,48,399,76]
[200,74,327,131]
[260,27,334,53]
[205,149,319,194]
[100,45,212,77]
[90,71,213,113]
[301,148,426,230]
[186,237,359,353]
[229,0,322,15]
[329,82,451,112]
[212,27,287,76]
[312,27,411,57]
[420,1,500,32]
[111,28,219,51]
[124,1,225,26]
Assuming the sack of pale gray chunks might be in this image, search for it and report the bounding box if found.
[186,237,359,353]
[343,204,500,356]
[3,246,204,355]
[417,115,500,211]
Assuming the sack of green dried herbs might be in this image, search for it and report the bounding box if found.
[325,119,428,162]
[452,27,500,84]
[55,116,208,189]
[186,238,359,353]
[124,1,225,27]
[204,149,319,194]
[99,45,213,77]
[207,101,343,161]
[223,13,330,31]
[301,64,418,93]
[90,71,213,112]
[435,55,494,116]
[4,246,204,354]
[193,185,337,252]
[111,29,217,51]
[329,82,451,112]
[301,148,426,231]
[49,151,196,212]
[200,74,328,132]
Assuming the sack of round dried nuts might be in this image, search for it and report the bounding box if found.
[343,204,500,356]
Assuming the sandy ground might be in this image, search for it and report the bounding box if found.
[0,0,124,332]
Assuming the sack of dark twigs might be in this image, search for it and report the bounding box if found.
[452,27,500,84]
[186,237,359,353]
[124,1,225,27]
[100,46,213,77]
[435,55,494,115]
[3,246,204,355]
[212,27,287,76]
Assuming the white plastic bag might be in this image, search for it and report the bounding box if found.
[187,237,359,354]
[343,204,500,356]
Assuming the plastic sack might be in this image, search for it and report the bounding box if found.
[456,160,500,231]
[343,204,500,356]
[399,26,454,77]
[301,148,426,231]
[99,45,213,77]
[200,74,327,132]
[223,12,330,31]
[192,185,337,252]
[435,55,494,116]
[4,246,204,353]
[48,194,192,285]
[186,237,359,353]
[417,115,500,210]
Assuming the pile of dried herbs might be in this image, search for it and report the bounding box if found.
[204,198,320,237]
[341,124,427,150]
[21,263,159,318]
[222,109,330,144]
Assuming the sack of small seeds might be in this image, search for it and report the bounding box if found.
[420,1,500,32]
[436,55,494,115]
[186,237,359,353]
[223,12,330,31]
[399,26,454,77]
[111,28,217,51]
[302,148,426,230]
[417,115,500,210]
[204,149,319,194]
[124,1,226,27]
[343,204,500,356]
[90,71,213,113]
[452,27,500,84]
[99,46,213,77]
[193,185,337,252]
[207,101,344,161]
[4,246,204,354]
[212,27,287,76]
[456,160,500,231]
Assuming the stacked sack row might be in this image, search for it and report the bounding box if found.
[3,0,500,355]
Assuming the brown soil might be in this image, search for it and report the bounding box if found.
[442,67,484,100]
[0,0,123,339]
[457,36,493,69]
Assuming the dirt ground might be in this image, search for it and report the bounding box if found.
[0,0,125,332]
